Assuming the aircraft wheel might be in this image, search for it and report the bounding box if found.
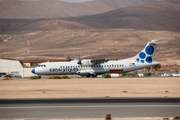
[92,74,97,77]
[86,74,90,78]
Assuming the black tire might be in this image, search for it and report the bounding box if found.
[92,74,97,77]
[38,75,41,78]
[86,74,90,78]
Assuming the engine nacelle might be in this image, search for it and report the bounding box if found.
[76,70,89,75]
[79,60,93,66]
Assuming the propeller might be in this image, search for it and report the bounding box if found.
[67,55,71,62]
[77,54,82,65]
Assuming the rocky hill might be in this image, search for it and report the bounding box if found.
[68,2,180,32]
[0,0,156,19]
[0,1,180,71]
[4,1,179,32]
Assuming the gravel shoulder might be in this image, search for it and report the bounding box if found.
[0,77,179,99]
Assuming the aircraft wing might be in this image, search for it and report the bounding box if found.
[91,58,111,64]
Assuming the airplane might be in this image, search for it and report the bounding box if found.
[31,40,159,78]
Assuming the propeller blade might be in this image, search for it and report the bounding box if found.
[77,54,82,64]
[67,55,71,62]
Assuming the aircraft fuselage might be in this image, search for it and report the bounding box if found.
[32,60,159,76]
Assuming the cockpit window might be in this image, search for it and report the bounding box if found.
[38,64,46,67]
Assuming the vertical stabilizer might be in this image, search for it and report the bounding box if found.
[128,40,158,63]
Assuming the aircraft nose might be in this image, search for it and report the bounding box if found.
[31,69,35,74]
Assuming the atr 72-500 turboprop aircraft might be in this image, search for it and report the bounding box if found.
[31,40,159,77]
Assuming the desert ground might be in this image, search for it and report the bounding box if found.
[0,77,179,99]
[1,28,180,71]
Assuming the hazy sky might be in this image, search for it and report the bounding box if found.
[19,0,38,1]
[60,0,94,2]
[0,0,94,2]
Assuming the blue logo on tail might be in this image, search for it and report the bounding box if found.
[136,45,154,63]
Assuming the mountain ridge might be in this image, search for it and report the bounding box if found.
[0,0,156,19]
[0,1,180,71]
[69,2,180,32]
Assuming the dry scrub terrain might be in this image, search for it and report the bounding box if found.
[0,28,180,71]
[1,28,180,60]
[0,77,179,99]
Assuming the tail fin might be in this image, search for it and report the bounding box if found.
[129,40,158,63]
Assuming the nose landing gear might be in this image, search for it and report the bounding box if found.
[38,75,41,78]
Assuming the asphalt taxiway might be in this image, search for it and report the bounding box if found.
[0,98,180,119]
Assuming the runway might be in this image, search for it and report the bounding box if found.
[0,103,180,118]
[0,98,180,119]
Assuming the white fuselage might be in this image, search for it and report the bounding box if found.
[33,60,159,76]
[31,40,160,77]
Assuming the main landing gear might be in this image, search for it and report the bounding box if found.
[86,74,97,78]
